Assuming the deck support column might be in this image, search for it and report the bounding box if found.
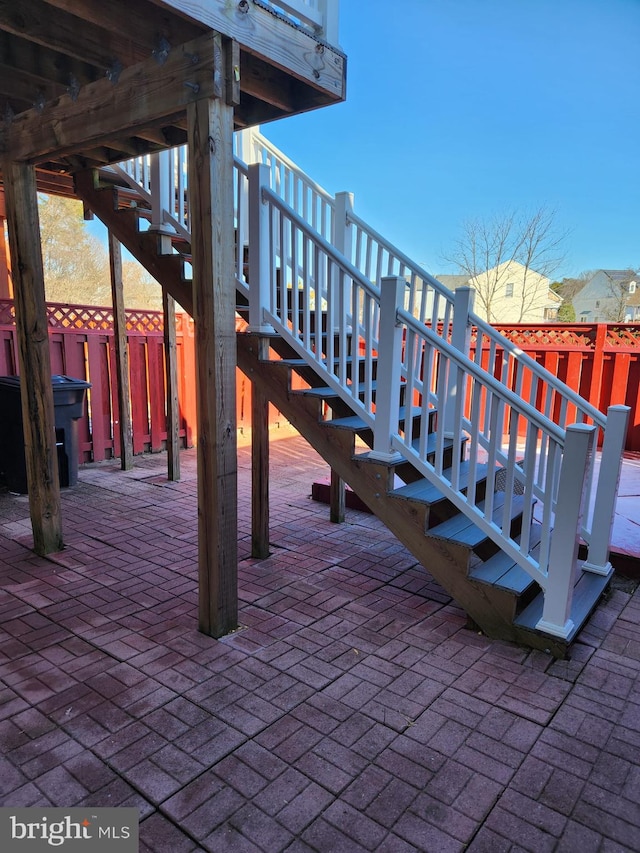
[251,338,270,558]
[187,50,238,638]
[108,233,134,471]
[3,162,62,555]
[163,291,181,482]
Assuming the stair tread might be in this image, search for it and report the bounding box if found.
[470,524,543,591]
[514,566,612,642]
[391,461,489,505]
[294,379,411,400]
[428,492,528,548]
[325,406,421,431]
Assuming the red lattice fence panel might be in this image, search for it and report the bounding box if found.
[0,300,283,464]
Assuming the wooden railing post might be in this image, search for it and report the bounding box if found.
[444,285,474,437]
[537,422,596,638]
[583,404,630,574]
[369,276,404,461]
[248,163,275,334]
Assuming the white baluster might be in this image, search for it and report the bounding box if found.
[537,422,596,638]
[248,163,275,334]
[443,285,474,437]
[583,404,630,574]
[369,276,404,462]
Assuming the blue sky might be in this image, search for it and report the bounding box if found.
[261,0,639,279]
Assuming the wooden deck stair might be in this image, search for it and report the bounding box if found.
[74,167,611,658]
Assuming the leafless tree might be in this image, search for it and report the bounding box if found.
[442,206,568,322]
[603,270,637,322]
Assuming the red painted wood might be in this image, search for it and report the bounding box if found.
[147,338,165,452]
[128,337,150,454]
[1,302,638,457]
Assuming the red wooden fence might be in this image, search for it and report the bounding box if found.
[481,324,640,453]
[0,299,281,465]
[1,300,639,460]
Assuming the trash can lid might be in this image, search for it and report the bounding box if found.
[51,375,92,389]
[0,375,21,389]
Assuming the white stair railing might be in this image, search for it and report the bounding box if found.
[106,130,629,636]
[249,186,625,637]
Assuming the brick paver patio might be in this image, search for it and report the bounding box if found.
[1,432,639,852]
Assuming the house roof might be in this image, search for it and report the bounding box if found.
[435,274,470,291]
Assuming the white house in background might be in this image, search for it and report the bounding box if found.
[572,269,640,323]
[438,261,561,324]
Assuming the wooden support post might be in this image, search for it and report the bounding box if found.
[251,338,270,557]
[108,232,134,471]
[329,469,345,523]
[163,289,181,481]
[3,162,62,555]
[188,41,238,638]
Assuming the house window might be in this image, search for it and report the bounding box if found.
[629,281,637,294]
[505,282,514,298]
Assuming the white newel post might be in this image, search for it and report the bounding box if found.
[332,191,354,332]
[369,276,405,462]
[583,404,630,574]
[537,423,596,638]
[148,150,175,250]
[248,163,275,334]
[237,127,258,165]
[444,286,474,437]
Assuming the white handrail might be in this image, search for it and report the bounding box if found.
[257,190,573,588]
[107,128,628,638]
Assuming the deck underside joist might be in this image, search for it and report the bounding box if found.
[0,0,345,189]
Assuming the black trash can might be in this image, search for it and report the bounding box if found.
[0,374,91,493]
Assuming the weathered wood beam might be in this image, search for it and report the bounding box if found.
[108,233,134,471]
[43,0,202,55]
[0,64,65,105]
[188,38,238,638]
[3,160,63,555]
[240,54,298,114]
[0,0,147,70]
[147,0,346,97]
[0,31,100,89]
[0,32,223,164]
[163,290,181,481]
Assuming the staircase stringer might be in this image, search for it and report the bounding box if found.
[74,169,194,316]
[236,331,530,645]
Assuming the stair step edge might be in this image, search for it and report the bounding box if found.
[390,462,490,505]
[470,560,536,595]
[427,493,529,548]
[513,565,612,642]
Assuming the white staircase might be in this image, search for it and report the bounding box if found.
[75,128,629,654]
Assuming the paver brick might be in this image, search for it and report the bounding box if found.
[2,440,640,852]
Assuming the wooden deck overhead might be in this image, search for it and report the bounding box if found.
[0,0,346,192]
